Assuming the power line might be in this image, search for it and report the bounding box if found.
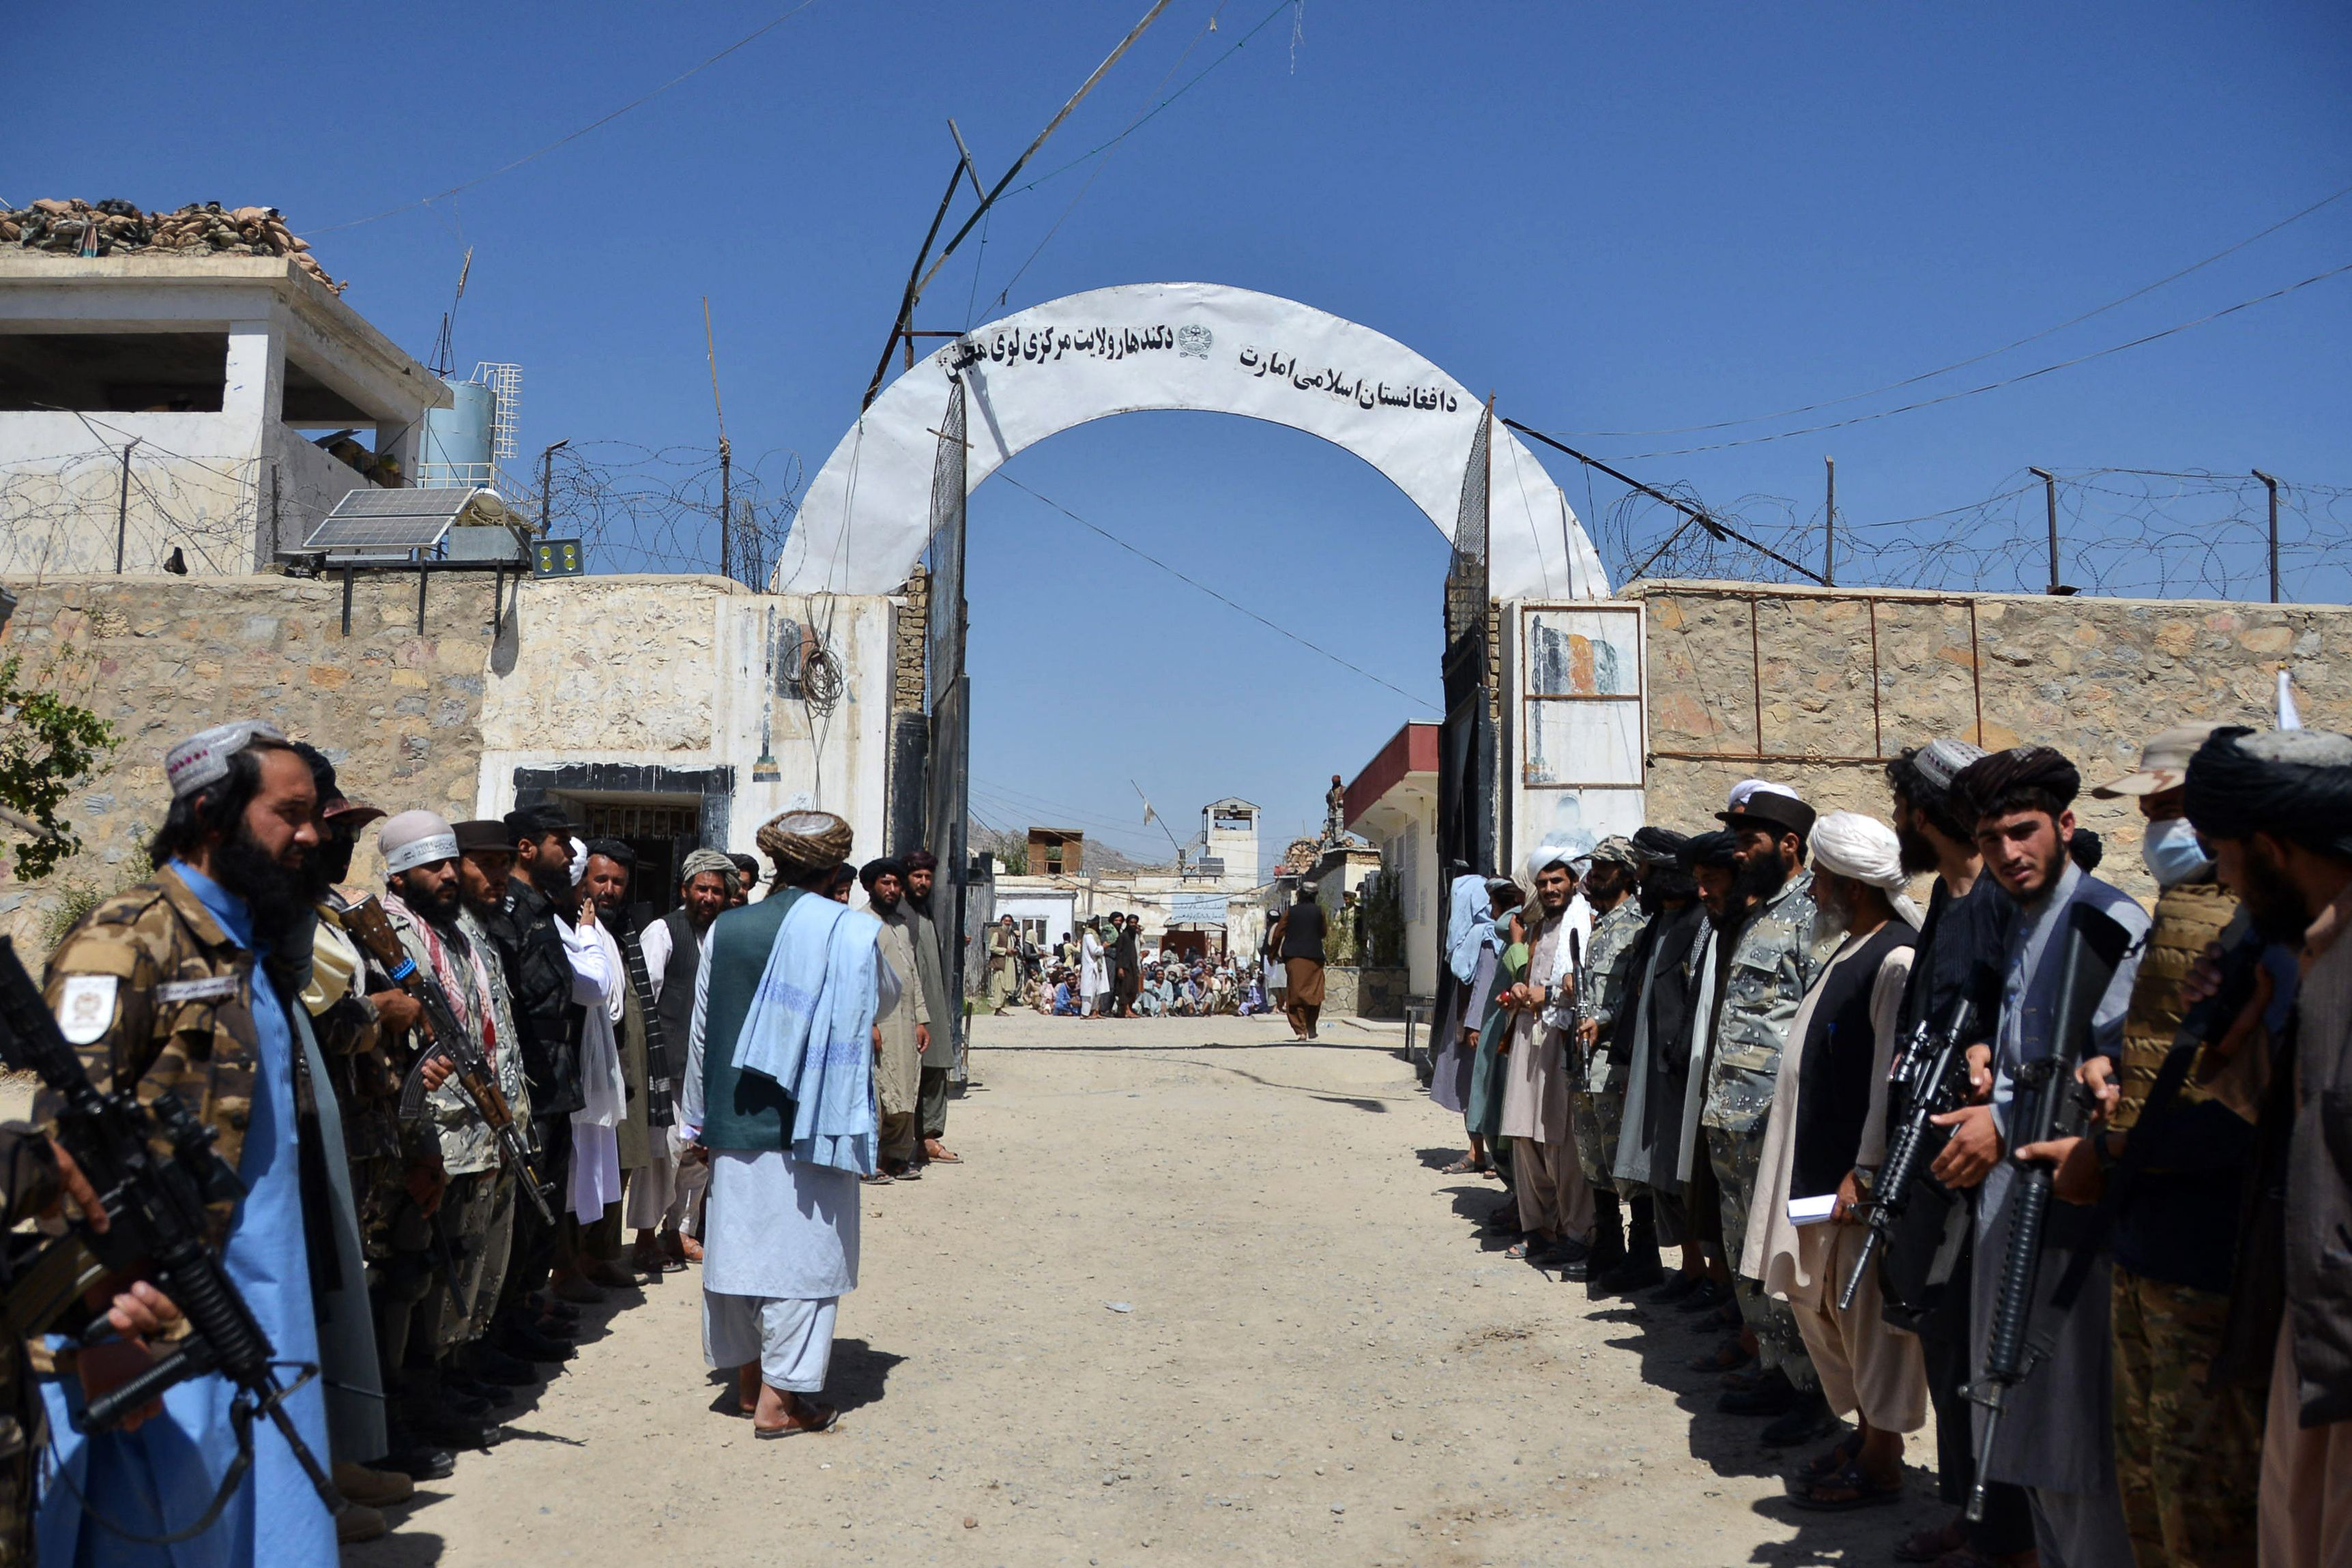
[1554,177,2352,439]
[1585,257,2352,460]
[993,474,1437,711]
[310,0,828,233]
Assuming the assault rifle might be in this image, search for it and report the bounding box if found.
[1839,993,1975,1311]
[336,893,556,1227]
[0,938,341,1535]
[1964,901,2134,1522]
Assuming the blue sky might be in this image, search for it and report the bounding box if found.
[18,1,2350,865]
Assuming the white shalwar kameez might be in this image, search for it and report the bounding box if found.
[682,935,899,1392]
[561,913,626,1221]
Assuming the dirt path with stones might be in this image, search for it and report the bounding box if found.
[348,1013,1943,1567]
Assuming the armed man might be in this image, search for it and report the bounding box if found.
[1934,746,2148,1568]
[1569,836,1649,1290]
[33,719,339,1565]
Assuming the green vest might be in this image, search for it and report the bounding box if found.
[699,888,805,1153]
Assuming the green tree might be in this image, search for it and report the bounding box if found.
[0,653,118,881]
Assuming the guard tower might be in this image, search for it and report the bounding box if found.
[1199,799,1260,891]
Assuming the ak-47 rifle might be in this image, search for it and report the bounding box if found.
[0,938,342,1537]
[336,894,555,1227]
[1839,993,1976,1311]
[1964,900,2134,1522]
[1563,928,1584,1069]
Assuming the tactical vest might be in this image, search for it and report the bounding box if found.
[2112,876,2234,1132]
[697,889,804,1153]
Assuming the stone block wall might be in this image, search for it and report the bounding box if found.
[0,572,500,956]
[1629,580,2352,904]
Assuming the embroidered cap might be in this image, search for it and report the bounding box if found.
[164,721,287,798]
[379,810,460,875]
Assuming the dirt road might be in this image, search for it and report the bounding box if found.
[349,1013,1942,1567]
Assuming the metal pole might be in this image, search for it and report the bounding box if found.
[113,439,137,572]
[2029,467,2063,594]
[1824,455,1836,588]
[718,441,733,582]
[2254,469,2281,602]
[269,461,281,559]
[538,438,568,536]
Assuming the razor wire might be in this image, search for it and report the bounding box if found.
[1601,467,2352,603]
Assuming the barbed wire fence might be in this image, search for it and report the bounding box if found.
[1597,466,2352,603]
[532,440,805,586]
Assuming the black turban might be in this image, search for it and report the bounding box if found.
[2184,725,2352,858]
[1631,826,1690,865]
[1683,829,1740,871]
[2067,827,2104,873]
[1952,746,2081,822]
[583,837,636,867]
[903,847,939,873]
[858,856,908,891]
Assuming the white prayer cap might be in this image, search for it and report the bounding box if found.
[1911,738,1988,796]
[379,810,459,875]
[567,836,588,886]
[163,720,286,798]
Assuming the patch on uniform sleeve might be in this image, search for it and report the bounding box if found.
[155,975,240,1006]
[55,975,118,1045]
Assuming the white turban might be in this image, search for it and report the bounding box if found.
[1525,841,1580,880]
[1810,810,1921,927]
[567,835,589,887]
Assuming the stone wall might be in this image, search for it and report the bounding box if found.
[0,571,499,955]
[1629,580,2352,904]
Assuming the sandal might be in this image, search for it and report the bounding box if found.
[1786,1460,1904,1513]
[754,1404,840,1438]
[1503,1238,1545,1260]
[1895,1518,1970,1564]
[1784,1432,1865,1490]
[1438,1156,1481,1176]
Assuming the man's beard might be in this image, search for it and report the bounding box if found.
[1734,852,1790,905]
[872,892,900,914]
[530,852,574,901]
[402,877,465,931]
[905,884,931,916]
[2236,845,2312,943]
[211,822,312,947]
[1896,823,1941,877]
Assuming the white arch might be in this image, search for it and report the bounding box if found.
[772,282,1608,602]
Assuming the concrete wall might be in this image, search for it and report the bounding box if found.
[0,569,901,957]
[0,571,497,952]
[1629,580,2352,904]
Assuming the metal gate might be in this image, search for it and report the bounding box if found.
[1430,403,1496,1069]
[922,377,972,1064]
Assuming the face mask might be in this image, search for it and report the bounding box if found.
[2140,815,2213,888]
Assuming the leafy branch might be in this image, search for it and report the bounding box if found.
[0,654,118,881]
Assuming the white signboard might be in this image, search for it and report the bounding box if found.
[774,282,1608,604]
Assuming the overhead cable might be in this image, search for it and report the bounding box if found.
[1553,177,2352,439]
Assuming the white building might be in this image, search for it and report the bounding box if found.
[992,798,1266,965]
[0,251,448,577]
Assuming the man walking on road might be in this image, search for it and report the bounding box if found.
[684,810,887,1439]
[1273,883,1329,1040]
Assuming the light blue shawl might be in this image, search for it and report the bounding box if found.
[1445,873,1493,984]
[731,892,884,1175]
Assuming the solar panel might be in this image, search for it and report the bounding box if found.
[300,487,474,554]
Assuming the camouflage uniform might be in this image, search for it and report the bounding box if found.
[2106,875,2261,1568]
[1700,870,1834,1389]
[0,1126,63,1568]
[40,865,268,1221]
[1571,897,1648,1191]
[2112,1268,2261,1568]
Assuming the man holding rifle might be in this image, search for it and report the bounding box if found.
[1933,746,2147,1568]
[33,719,338,1565]
[372,811,534,1449]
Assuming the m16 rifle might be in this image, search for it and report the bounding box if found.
[1839,993,1975,1311]
[0,938,341,1536]
[1964,900,2134,1522]
[336,893,556,1227]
